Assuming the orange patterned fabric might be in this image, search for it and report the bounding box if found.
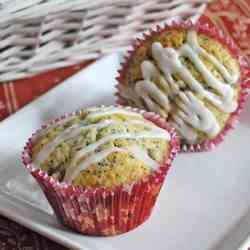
[1,0,250,249]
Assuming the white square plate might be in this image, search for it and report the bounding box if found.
[0,54,250,250]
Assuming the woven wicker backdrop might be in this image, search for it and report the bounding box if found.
[0,0,209,81]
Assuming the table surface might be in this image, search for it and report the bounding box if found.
[1,0,250,249]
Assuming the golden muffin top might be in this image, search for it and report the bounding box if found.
[119,28,240,144]
[32,106,170,187]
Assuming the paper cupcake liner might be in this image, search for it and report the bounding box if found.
[22,106,180,236]
[115,18,250,153]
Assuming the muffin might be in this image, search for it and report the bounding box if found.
[116,21,249,151]
[22,106,179,236]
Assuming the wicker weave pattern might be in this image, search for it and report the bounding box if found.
[0,0,209,81]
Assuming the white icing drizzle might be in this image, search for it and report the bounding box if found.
[35,118,167,166]
[175,91,220,137]
[122,30,239,143]
[170,115,197,143]
[187,30,239,85]
[34,120,115,165]
[64,145,158,183]
[85,106,142,120]
[34,107,170,184]
[67,129,169,171]
[34,115,75,140]
[125,145,159,170]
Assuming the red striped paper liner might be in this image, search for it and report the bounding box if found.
[115,18,250,152]
[22,106,180,236]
